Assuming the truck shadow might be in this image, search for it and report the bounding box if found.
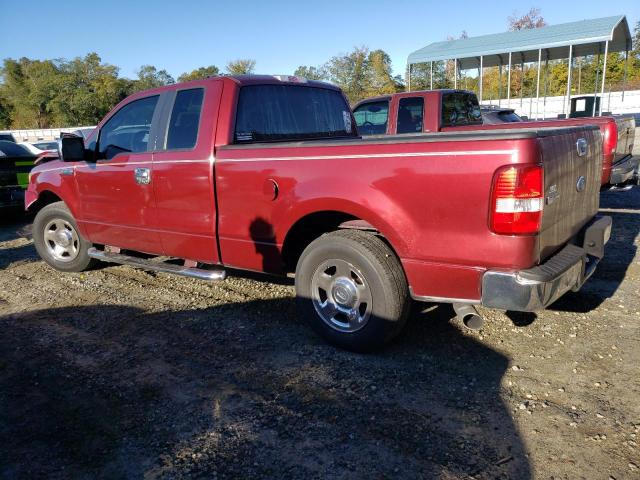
[549,187,640,313]
[0,302,531,479]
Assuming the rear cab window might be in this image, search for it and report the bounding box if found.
[353,101,389,135]
[234,85,357,144]
[166,88,204,150]
[441,92,482,127]
[397,97,424,134]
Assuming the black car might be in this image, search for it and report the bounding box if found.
[0,141,36,210]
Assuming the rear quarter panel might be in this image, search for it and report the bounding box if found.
[215,137,542,301]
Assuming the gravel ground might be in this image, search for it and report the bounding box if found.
[0,188,639,480]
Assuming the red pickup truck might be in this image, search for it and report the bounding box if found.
[353,89,639,189]
[26,76,611,351]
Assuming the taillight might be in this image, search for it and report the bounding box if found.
[602,122,617,167]
[603,122,617,154]
[490,164,544,235]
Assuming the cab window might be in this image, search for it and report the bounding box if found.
[441,92,482,127]
[353,101,389,135]
[397,97,423,134]
[234,85,356,143]
[98,95,159,160]
[166,88,204,150]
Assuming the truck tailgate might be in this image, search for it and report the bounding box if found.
[538,126,602,261]
[614,115,635,163]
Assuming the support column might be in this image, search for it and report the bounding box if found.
[479,56,483,102]
[566,44,573,117]
[454,59,457,89]
[599,40,609,116]
[543,53,549,119]
[593,51,601,116]
[622,48,629,101]
[519,55,524,109]
[577,57,582,94]
[407,63,412,92]
[430,61,433,90]
[507,52,512,107]
[535,48,542,119]
[498,61,503,107]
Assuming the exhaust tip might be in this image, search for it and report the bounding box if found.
[462,313,484,330]
[453,303,485,331]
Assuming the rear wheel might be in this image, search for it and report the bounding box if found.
[33,201,96,272]
[295,229,409,352]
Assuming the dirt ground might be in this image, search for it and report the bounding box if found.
[0,188,639,480]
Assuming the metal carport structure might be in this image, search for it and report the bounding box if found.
[406,15,633,118]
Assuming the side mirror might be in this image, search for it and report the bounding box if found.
[59,134,87,162]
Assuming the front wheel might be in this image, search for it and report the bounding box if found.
[295,229,410,352]
[33,201,96,272]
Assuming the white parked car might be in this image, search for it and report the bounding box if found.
[19,141,59,155]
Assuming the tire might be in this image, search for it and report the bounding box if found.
[33,201,96,272]
[295,229,410,352]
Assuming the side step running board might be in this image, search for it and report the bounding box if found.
[88,248,226,281]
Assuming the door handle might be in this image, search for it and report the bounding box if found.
[134,168,151,185]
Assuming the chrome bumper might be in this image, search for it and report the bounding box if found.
[610,155,639,186]
[481,216,612,311]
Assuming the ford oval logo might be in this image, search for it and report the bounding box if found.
[576,138,588,156]
[576,176,586,192]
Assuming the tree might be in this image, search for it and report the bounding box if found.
[325,47,371,103]
[178,65,220,82]
[53,53,130,126]
[508,7,546,31]
[366,49,403,96]
[0,58,60,128]
[0,53,132,128]
[134,65,175,91]
[293,65,327,80]
[225,59,256,75]
[0,94,11,129]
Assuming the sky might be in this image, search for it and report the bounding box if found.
[0,0,638,80]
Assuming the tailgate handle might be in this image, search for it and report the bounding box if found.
[576,138,587,157]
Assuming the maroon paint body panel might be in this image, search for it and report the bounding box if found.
[26,77,602,303]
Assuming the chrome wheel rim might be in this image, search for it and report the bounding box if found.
[310,259,372,333]
[43,219,80,262]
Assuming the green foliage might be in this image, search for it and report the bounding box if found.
[134,65,175,91]
[0,100,10,129]
[177,65,220,82]
[0,54,181,128]
[293,65,327,80]
[299,47,404,104]
[225,59,256,75]
[53,53,131,126]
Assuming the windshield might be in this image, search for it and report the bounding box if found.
[234,85,356,143]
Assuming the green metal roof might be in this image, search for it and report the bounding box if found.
[407,15,631,69]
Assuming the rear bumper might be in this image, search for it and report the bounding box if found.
[481,216,612,311]
[609,155,639,186]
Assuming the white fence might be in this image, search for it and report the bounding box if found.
[0,126,96,143]
[483,90,640,120]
